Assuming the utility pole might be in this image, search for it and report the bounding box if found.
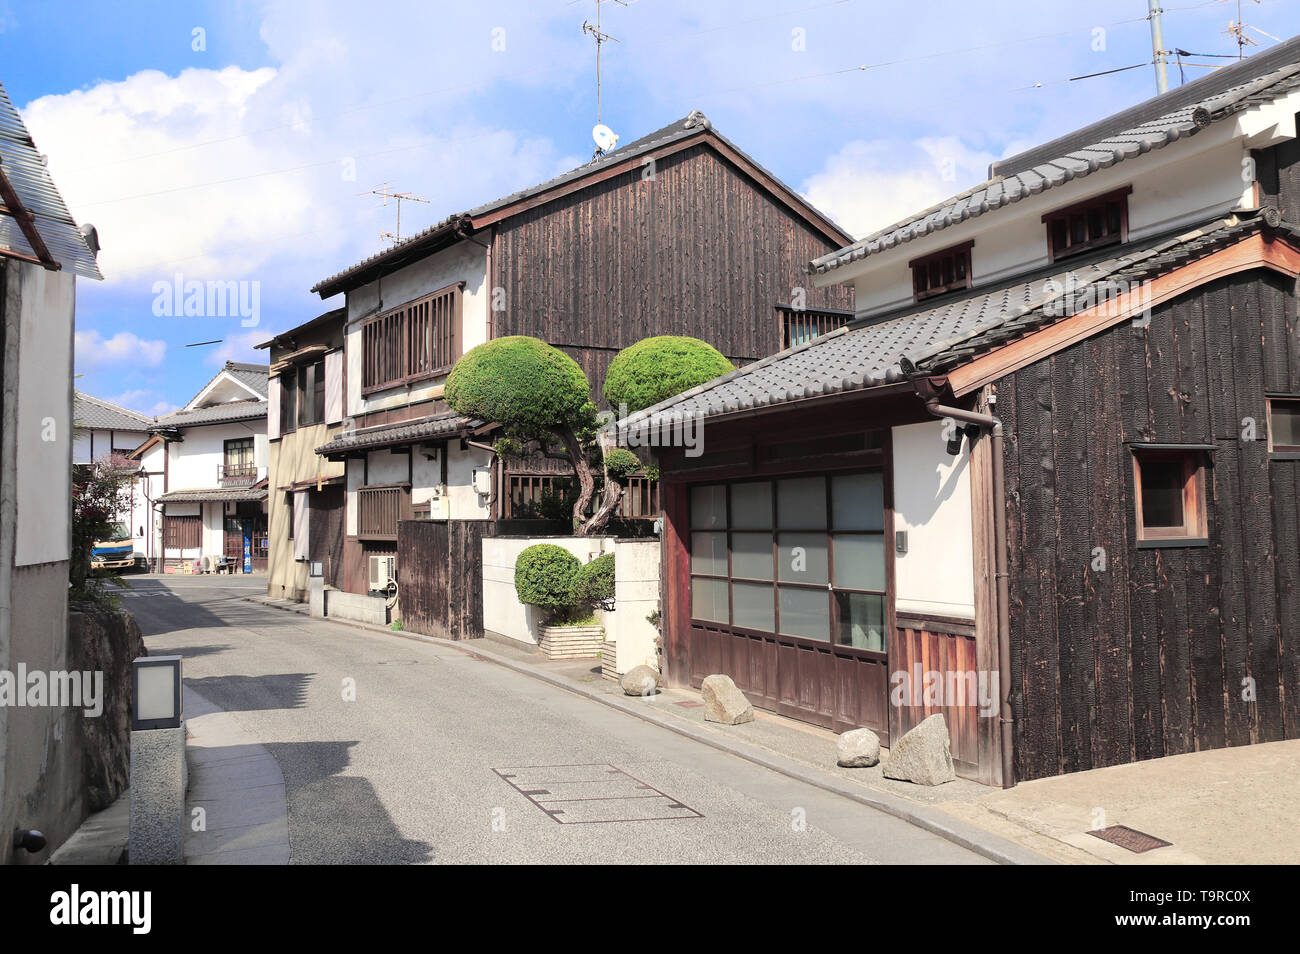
[1148,0,1169,95]
[357,182,430,245]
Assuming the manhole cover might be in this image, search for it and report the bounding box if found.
[493,763,703,824]
[1087,825,1171,853]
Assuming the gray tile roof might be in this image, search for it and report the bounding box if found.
[74,392,153,432]
[0,80,103,280]
[630,211,1292,428]
[315,412,483,457]
[154,398,266,429]
[810,36,1300,275]
[158,486,268,503]
[312,110,850,297]
[222,361,269,398]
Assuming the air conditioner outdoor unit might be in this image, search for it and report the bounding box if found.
[368,555,395,592]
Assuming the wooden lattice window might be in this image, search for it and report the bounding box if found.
[780,307,853,348]
[1043,186,1130,263]
[357,484,411,540]
[361,283,464,393]
[910,241,973,302]
[163,515,201,549]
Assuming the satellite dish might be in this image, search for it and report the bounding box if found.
[592,123,619,154]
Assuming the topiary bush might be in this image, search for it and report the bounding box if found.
[602,447,642,480]
[447,336,595,435]
[570,552,615,609]
[603,335,735,413]
[514,544,582,610]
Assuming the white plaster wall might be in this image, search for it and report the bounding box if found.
[446,442,492,520]
[607,539,660,673]
[891,420,975,620]
[843,126,1256,318]
[343,239,488,419]
[482,536,611,645]
[168,419,267,489]
[15,265,74,566]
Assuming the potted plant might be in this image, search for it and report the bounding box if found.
[514,544,614,659]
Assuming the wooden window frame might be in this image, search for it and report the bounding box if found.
[1042,185,1131,263]
[355,482,412,541]
[777,305,853,349]
[360,282,465,395]
[687,470,889,655]
[1131,446,1208,547]
[296,358,326,427]
[909,241,973,302]
[1266,394,1300,457]
[279,372,298,435]
[163,514,201,550]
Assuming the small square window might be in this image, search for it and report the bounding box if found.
[1267,396,1300,454]
[1132,448,1207,546]
[909,241,973,302]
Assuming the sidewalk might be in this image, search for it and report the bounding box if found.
[183,687,290,864]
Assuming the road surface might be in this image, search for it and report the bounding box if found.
[126,574,989,865]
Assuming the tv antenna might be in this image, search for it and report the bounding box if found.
[357,182,430,245]
[1224,1,1279,59]
[582,0,626,152]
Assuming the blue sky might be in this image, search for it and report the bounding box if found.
[2,0,1298,415]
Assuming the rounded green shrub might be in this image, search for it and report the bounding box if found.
[447,336,595,433]
[514,544,582,608]
[602,447,642,480]
[571,552,615,607]
[603,336,735,413]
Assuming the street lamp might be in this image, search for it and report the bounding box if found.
[132,655,182,730]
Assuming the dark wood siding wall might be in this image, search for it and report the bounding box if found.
[396,519,488,640]
[998,268,1300,782]
[490,143,854,405]
[1254,118,1300,218]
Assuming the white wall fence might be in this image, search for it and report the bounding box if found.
[482,536,661,675]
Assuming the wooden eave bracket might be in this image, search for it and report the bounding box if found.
[0,158,61,271]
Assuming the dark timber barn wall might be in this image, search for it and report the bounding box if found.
[996,267,1300,782]
[489,142,854,404]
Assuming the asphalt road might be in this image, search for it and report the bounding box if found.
[126,574,989,865]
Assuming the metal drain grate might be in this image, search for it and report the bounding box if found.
[493,763,703,824]
[1087,825,1171,853]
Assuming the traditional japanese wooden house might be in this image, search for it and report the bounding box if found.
[308,110,854,628]
[630,41,1300,785]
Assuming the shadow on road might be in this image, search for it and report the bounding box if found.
[264,740,434,864]
[186,673,315,712]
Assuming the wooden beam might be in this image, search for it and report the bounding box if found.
[0,158,60,271]
[948,232,1300,396]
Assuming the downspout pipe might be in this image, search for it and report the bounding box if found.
[908,371,1015,789]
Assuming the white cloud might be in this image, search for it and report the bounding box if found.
[109,389,177,417]
[75,330,167,367]
[800,137,999,240]
[209,330,269,368]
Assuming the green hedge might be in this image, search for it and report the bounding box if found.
[602,447,642,480]
[571,552,615,607]
[514,544,581,608]
[603,335,734,413]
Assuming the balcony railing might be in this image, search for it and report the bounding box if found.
[218,463,262,486]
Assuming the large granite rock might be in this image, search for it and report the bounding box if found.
[882,714,955,785]
[836,727,881,767]
[620,665,660,696]
[701,674,754,725]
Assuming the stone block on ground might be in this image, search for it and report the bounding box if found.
[620,664,660,696]
[882,713,955,785]
[836,727,881,767]
[701,674,754,725]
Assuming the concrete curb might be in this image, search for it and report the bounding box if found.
[244,596,1050,865]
